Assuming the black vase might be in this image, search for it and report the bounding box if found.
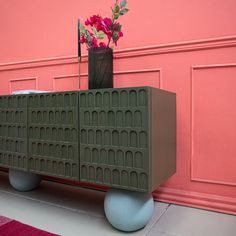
[88,47,113,89]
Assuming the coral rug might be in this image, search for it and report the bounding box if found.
[0,216,59,236]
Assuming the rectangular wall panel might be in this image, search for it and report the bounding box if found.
[114,69,161,88]
[10,78,37,94]
[53,75,78,91]
[191,65,236,186]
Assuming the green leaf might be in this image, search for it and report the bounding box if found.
[93,27,98,36]
[112,23,122,32]
[115,4,120,13]
[92,27,105,39]
[114,13,119,20]
[97,31,105,39]
[120,8,129,15]
[80,24,86,34]
[120,0,127,8]
[112,32,119,41]
[87,34,92,46]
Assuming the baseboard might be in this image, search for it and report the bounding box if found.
[153,187,236,215]
[1,167,235,215]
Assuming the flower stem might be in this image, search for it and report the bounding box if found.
[107,0,118,47]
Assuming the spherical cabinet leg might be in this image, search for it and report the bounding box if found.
[104,188,154,232]
[9,169,42,192]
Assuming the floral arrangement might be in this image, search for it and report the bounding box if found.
[80,0,128,49]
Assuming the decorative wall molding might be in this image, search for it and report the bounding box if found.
[9,77,38,94]
[115,68,161,75]
[190,64,236,187]
[114,35,236,58]
[153,187,236,215]
[0,35,236,71]
[114,68,162,89]
[192,63,236,70]
[0,56,79,72]
[53,68,162,91]
[53,74,79,91]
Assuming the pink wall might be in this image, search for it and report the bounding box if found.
[0,0,236,214]
[1,0,236,62]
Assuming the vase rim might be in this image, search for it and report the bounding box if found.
[89,47,113,52]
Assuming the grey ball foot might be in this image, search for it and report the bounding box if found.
[104,188,154,232]
[9,169,42,192]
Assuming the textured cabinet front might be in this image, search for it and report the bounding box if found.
[27,92,79,179]
[79,88,150,191]
[0,95,28,170]
[0,87,176,192]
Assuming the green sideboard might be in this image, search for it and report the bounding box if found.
[0,86,176,193]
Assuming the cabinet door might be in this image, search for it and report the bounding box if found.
[79,87,150,192]
[28,92,79,179]
[0,95,28,170]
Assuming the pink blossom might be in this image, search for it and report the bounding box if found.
[107,32,112,40]
[80,36,87,44]
[85,15,101,26]
[102,18,112,29]
[99,42,107,47]
[90,36,98,48]
[98,17,112,35]
[95,20,103,31]
[118,31,123,37]
[80,0,128,49]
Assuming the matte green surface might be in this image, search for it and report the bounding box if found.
[79,87,150,191]
[0,87,176,193]
[27,92,79,179]
[0,95,28,170]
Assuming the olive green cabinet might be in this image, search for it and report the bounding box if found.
[27,92,79,179]
[0,87,176,193]
[0,95,28,170]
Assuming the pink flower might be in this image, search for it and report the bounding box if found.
[118,31,123,37]
[80,0,129,49]
[80,36,87,44]
[95,20,103,31]
[97,17,112,35]
[102,18,112,29]
[85,15,101,26]
[107,32,112,40]
[90,36,98,48]
[99,42,107,47]
[95,25,101,31]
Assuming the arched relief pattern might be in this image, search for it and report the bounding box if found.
[27,92,79,179]
[79,87,149,191]
[0,95,28,170]
[0,88,149,190]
